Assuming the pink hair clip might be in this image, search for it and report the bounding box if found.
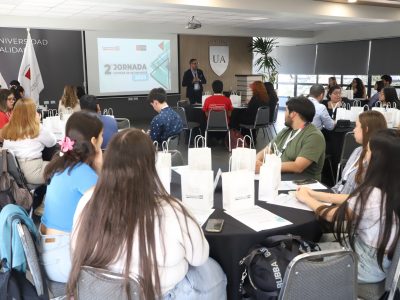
[58,136,75,157]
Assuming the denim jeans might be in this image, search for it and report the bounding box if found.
[162,257,227,300]
[39,228,71,283]
[319,236,391,283]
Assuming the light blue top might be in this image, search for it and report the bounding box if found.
[309,97,335,131]
[41,163,98,232]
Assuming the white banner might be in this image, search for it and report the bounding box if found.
[209,46,229,76]
[18,29,44,104]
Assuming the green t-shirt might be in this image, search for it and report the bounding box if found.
[272,124,326,180]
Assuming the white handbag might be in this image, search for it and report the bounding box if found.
[231,135,256,173]
[258,145,282,201]
[230,91,241,108]
[181,169,214,211]
[155,141,171,194]
[202,92,211,106]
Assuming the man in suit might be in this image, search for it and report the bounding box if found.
[182,58,207,104]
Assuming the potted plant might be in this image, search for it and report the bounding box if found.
[249,37,279,84]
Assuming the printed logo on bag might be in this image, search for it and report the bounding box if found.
[209,45,229,76]
[271,261,283,288]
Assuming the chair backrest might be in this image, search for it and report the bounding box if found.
[166,134,179,150]
[172,107,188,129]
[115,118,130,130]
[206,109,228,131]
[77,266,141,300]
[17,223,48,297]
[340,132,358,165]
[278,249,357,300]
[253,106,270,127]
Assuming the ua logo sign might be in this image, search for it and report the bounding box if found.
[209,46,229,76]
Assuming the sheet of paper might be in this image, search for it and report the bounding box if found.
[254,175,326,191]
[225,206,292,232]
[187,207,215,226]
[269,193,313,211]
[172,165,189,176]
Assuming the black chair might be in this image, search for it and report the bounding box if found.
[172,106,201,148]
[336,132,359,184]
[205,109,230,151]
[115,117,131,130]
[240,106,271,148]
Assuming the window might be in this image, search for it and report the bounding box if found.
[277,74,295,97]
[317,75,341,87]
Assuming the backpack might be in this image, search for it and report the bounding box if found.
[225,129,248,150]
[0,150,33,211]
[239,234,321,300]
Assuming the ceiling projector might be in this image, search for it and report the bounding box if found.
[185,16,202,29]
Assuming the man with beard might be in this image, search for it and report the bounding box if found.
[255,96,325,180]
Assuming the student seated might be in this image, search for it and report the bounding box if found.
[79,94,118,149]
[2,98,56,184]
[202,80,233,120]
[58,85,81,115]
[378,87,400,108]
[308,84,334,131]
[40,111,103,283]
[148,88,183,144]
[256,96,326,181]
[296,129,400,283]
[67,129,227,299]
[322,85,352,119]
[296,110,387,205]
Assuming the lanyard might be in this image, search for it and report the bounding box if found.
[277,128,303,158]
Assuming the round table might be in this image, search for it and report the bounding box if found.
[170,167,323,300]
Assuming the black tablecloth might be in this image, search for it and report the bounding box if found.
[170,168,323,300]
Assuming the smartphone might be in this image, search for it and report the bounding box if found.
[292,178,318,185]
[205,219,224,233]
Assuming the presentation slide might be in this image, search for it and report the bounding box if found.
[85,32,179,96]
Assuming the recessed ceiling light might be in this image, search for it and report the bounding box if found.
[315,21,340,25]
[348,0,358,3]
[247,17,269,21]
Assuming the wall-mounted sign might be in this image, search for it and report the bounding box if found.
[209,45,229,76]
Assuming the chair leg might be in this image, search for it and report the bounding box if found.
[328,158,335,184]
[205,131,208,147]
[188,129,192,149]
[228,130,231,152]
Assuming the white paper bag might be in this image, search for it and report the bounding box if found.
[181,169,214,210]
[222,170,254,211]
[230,136,256,173]
[155,141,171,194]
[350,104,368,122]
[188,135,212,170]
[373,107,394,128]
[230,92,241,108]
[258,152,282,201]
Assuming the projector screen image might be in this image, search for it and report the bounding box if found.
[85,32,179,96]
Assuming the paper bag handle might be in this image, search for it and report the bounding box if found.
[162,141,169,153]
[194,135,206,148]
[108,108,114,116]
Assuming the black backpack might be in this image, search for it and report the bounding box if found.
[239,234,321,300]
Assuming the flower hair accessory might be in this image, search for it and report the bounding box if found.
[58,137,75,157]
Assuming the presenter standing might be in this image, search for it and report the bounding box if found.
[182,58,207,104]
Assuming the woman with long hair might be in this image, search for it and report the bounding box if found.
[379,87,400,108]
[58,85,81,114]
[2,98,56,184]
[0,89,15,129]
[296,110,387,204]
[328,76,338,90]
[67,129,227,299]
[296,129,400,283]
[40,111,103,283]
[351,77,367,99]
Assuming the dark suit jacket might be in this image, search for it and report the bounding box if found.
[182,68,206,103]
